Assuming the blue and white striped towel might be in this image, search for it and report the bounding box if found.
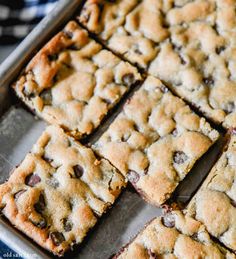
[0,0,58,45]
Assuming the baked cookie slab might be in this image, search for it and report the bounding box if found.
[187,131,236,252]
[79,0,236,128]
[114,210,235,259]
[12,21,141,139]
[0,125,125,256]
[94,76,219,206]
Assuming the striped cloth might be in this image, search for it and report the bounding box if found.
[0,0,58,45]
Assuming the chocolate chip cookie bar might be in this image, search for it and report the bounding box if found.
[79,0,236,128]
[114,210,235,259]
[94,76,219,206]
[0,125,125,256]
[187,131,236,252]
[13,21,141,139]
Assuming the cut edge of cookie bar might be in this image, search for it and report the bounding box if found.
[0,125,126,256]
[93,76,219,206]
[12,20,142,140]
[113,210,235,259]
[186,129,236,252]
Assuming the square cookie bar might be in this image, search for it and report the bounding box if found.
[13,21,141,139]
[187,131,236,252]
[0,126,125,256]
[94,76,219,206]
[79,0,236,128]
[114,210,235,259]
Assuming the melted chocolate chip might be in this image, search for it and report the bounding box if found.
[148,249,157,259]
[34,194,46,213]
[191,233,199,241]
[39,89,52,105]
[25,174,41,187]
[73,165,84,178]
[102,98,112,105]
[63,218,73,232]
[160,84,169,93]
[68,45,79,51]
[31,218,47,229]
[203,76,214,86]
[48,54,58,61]
[216,46,225,55]
[224,102,235,113]
[161,213,175,228]
[50,232,65,246]
[23,87,35,98]
[14,190,26,200]
[127,170,140,184]
[122,73,135,86]
[42,155,53,163]
[173,151,188,164]
[64,30,73,39]
[172,129,178,137]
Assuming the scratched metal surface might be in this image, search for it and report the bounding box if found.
[0,0,225,258]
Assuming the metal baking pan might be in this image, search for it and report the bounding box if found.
[0,1,226,258]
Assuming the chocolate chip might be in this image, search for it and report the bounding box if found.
[191,233,199,241]
[173,151,188,164]
[148,249,157,259]
[30,218,47,229]
[25,174,41,187]
[50,232,65,246]
[14,190,26,200]
[224,102,235,113]
[42,155,53,163]
[161,213,175,228]
[63,218,73,232]
[127,170,140,184]
[34,194,46,213]
[203,76,214,86]
[39,89,52,105]
[73,165,84,178]
[160,84,169,93]
[122,73,135,86]
[216,46,225,55]
[102,98,112,105]
[68,45,79,51]
[172,129,178,137]
[23,87,35,98]
[64,30,73,39]
[133,44,142,55]
[48,54,58,61]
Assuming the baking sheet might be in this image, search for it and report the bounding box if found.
[0,0,226,258]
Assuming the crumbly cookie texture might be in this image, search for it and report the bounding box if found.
[94,76,219,206]
[0,125,125,256]
[79,0,236,128]
[114,210,235,259]
[187,132,236,252]
[12,21,141,139]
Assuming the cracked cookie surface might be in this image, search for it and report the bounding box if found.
[79,0,236,128]
[12,21,141,139]
[94,76,219,205]
[114,210,235,259]
[0,125,125,256]
[187,132,236,252]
